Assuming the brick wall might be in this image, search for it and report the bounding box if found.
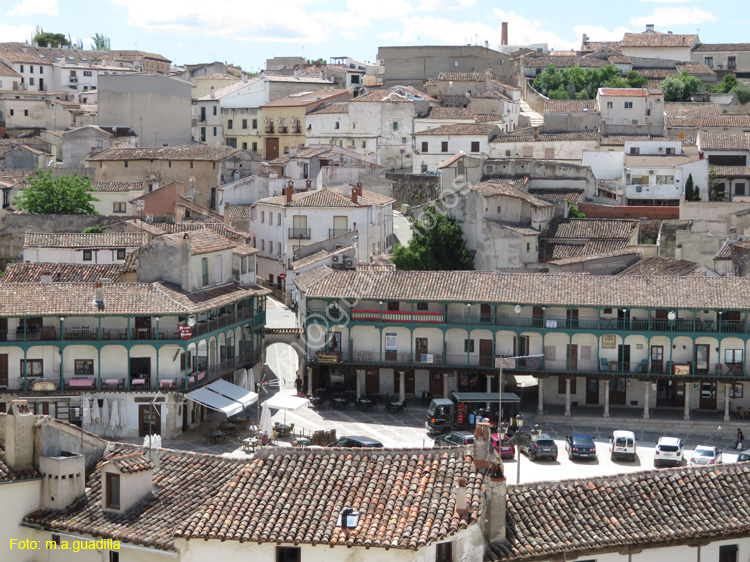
[578,203,680,220]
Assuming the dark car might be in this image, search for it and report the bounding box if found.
[328,436,384,448]
[520,432,558,461]
[434,431,474,447]
[565,434,597,460]
[491,433,516,459]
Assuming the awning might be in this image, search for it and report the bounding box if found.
[207,379,258,408]
[265,394,309,411]
[187,387,245,417]
[513,375,539,388]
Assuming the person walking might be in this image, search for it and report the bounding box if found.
[737,428,745,450]
[295,375,304,397]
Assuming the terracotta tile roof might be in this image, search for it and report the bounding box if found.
[293,247,351,271]
[425,107,475,120]
[542,218,638,240]
[498,224,540,236]
[89,145,241,162]
[121,247,141,272]
[307,102,350,115]
[497,464,750,561]
[390,85,438,102]
[91,180,147,192]
[135,220,251,243]
[193,73,239,80]
[617,255,710,276]
[607,55,632,64]
[264,74,334,84]
[625,153,700,167]
[676,63,716,75]
[0,451,40,482]
[666,114,750,129]
[293,265,335,292]
[474,114,504,123]
[713,165,750,178]
[259,187,366,208]
[544,99,598,113]
[416,123,499,136]
[107,452,155,474]
[196,78,259,100]
[264,146,330,165]
[24,444,242,551]
[304,269,750,309]
[225,203,252,219]
[0,263,123,283]
[699,130,750,151]
[523,56,608,68]
[23,232,148,249]
[493,132,598,142]
[636,68,677,79]
[155,281,269,312]
[580,40,622,53]
[599,134,674,146]
[539,239,631,260]
[260,89,349,108]
[600,87,649,97]
[352,90,412,103]
[621,32,697,48]
[329,185,395,205]
[472,179,551,208]
[527,189,583,204]
[177,448,482,550]
[694,43,750,52]
[437,152,468,169]
[164,228,236,255]
[0,61,20,77]
[715,237,750,259]
[232,245,259,257]
[474,90,511,101]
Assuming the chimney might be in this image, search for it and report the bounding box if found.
[533,126,540,140]
[582,33,589,44]
[501,22,509,46]
[351,185,358,204]
[209,86,215,99]
[180,232,192,290]
[286,181,294,204]
[356,181,362,195]
[485,40,489,49]
[5,400,35,471]
[305,179,312,191]
[290,145,297,157]
[34,41,39,48]
[668,31,673,35]
[473,421,492,469]
[40,451,85,510]
[646,24,654,32]
[484,464,507,543]
[94,279,104,309]
[454,477,468,515]
[40,269,53,283]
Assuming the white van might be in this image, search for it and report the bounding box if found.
[610,430,637,461]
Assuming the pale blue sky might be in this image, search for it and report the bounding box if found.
[0,0,745,73]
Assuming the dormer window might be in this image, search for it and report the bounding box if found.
[105,473,120,509]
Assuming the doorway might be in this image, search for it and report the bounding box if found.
[429,372,443,396]
[365,369,380,394]
[415,337,428,361]
[480,304,491,323]
[479,339,493,367]
[394,370,415,397]
[567,344,578,371]
[517,335,530,368]
[650,346,664,374]
[129,357,152,386]
[585,377,599,405]
[618,344,631,373]
[609,378,626,405]
[139,404,161,437]
[532,307,543,327]
[695,345,710,375]
[566,309,579,329]
[699,381,717,409]
[657,380,685,407]
[0,354,7,387]
[265,137,280,160]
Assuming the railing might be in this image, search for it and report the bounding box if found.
[309,309,750,334]
[289,228,311,239]
[279,126,288,133]
[265,125,275,133]
[329,228,351,238]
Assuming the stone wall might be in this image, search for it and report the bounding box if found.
[0,213,127,269]
[385,173,441,207]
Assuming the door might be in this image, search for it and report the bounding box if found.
[517,335,529,368]
[365,369,380,394]
[0,318,6,341]
[609,378,626,405]
[134,316,152,339]
[673,381,685,407]
[265,138,280,160]
[586,377,599,405]
[479,339,493,367]
[480,304,491,323]
[139,404,161,437]
[214,255,223,284]
[567,344,578,371]
[0,354,7,387]
[650,345,664,374]
[415,337,428,362]
[618,344,631,373]
[566,309,579,329]
[695,344,710,375]
[429,372,443,396]
[699,382,717,410]
[39,78,44,91]
[726,310,741,332]
[532,306,543,327]
[394,370,415,397]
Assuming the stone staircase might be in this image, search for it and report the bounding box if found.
[520,100,543,128]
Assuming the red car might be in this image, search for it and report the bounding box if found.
[491,433,516,459]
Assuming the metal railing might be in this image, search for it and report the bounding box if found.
[289,228,311,239]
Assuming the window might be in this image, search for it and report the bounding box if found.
[276,546,300,562]
[728,57,737,70]
[624,101,633,109]
[190,160,194,169]
[526,242,531,252]
[497,206,501,214]
[335,121,340,129]
[441,141,449,153]
[436,542,453,562]
[705,57,714,68]
[20,359,43,377]
[105,473,120,510]
[29,78,35,86]
[736,182,746,196]
[261,211,265,223]
[719,544,738,562]
[20,65,24,73]
[83,249,92,261]
[277,213,282,225]
[84,70,92,77]
[392,121,398,130]
[8,109,13,116]
[645,109,651,116]
[241,119,247,129]
[213,106,217,115]
[213,127,217,136]
[417,302,428,310]
[202,257,209,286]
[470,141,480,152]
[124,160,129,168]
[402,136,407,144]
[242,142,248,150]
[726,349,744,364]
[75,359,94,375]
[24,109,29,116]
[505,149,511,157]
[252,142,258,152]
[110,552,120,562]
[387,301,400,311]
[629,147,640,155]
[464,339,475,353]
[665,147,675,154]
[261,239,265,251]
[227,119,233,130]
[252,119,258,129]
[113,202,126,213]
[117,249,126,260]
[269,241,273,253]
[558,377,577,394]
[95,139,104,148]
[30,66,34,74]
[606,101,613,109]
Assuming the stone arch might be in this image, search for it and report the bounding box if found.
[260,328,306,389]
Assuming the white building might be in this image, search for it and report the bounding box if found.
[413,123,500,173]
[619,26,699,62]
[597,88,664,136]
[22,233,148,265]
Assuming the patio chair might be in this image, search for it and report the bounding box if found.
[636,359,648,373]
[600,358,610,372]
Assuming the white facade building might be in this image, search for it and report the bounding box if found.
[413,123,500,173]
[22,233,148,265]
[597,88,664,136]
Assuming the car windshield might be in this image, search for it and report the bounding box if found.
[573,437,594,446]
[696,449,715,457]
[615,438,633,447]
[427,403,437,417]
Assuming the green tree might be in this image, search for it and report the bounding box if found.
[547,88,571,99]
[659,75,685,102]
[91,33,111,50]
[14,171,99,215]
[707,165,726,202]
[392,205,474,270]
[531,64,646,98]
[566,200,586,218]
[625,70,648,88]
[82,225,103,233]
[684,173,700,201]
[32,26,71,47]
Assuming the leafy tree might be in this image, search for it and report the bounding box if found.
[625,70,648,88]
[708,165,726,202]
[660,71,702,102]
[82,225,103,233]
[684,173,700,201]
[732,85,750,104]
[548,88,570,99]
[14,171,99,215]
[91,33,111,51]
[32,26,70,47]
[566,200,586,218]
[532,64,646,98]
[392,205,474,270]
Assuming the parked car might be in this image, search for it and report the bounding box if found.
[434,431,474,447]
[520,432,558,461]
[492,433,516,459]
[737,451,750,463]
[690,445,722,465]
[654,437,684,467]
[565,434,597,460]
[609,430,637,461]
[328,436,383,448]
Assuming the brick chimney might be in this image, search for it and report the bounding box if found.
[5,400,35,471]
[180,232,192,290]
[286,180,294,204]
[501,22,509,46]
[355,181,362,195]
[351,184,358,204]
[305,179,312,191]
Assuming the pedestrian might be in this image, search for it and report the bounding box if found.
[295,375,304,397]
[737,428,745,450]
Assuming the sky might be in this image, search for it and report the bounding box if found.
[0,0,746,73]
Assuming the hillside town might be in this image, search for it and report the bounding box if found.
[4,12,750,562]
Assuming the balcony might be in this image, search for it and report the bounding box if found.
[329,228,351,238]
[278,126,288,133]
[265,125,275,134]
[292,126,302,134]
[288,228,311,240]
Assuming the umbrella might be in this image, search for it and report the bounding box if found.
[109,400,120,431]
[239,369,248,391]
[118,399,127,430]
[247,369,256,393]
[101,399,109,431]
[91,398,100,424]
[259,401,273,440]
[82,398,91,426]
[265,394,309,424]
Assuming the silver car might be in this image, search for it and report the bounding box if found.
[689,445,722,466]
